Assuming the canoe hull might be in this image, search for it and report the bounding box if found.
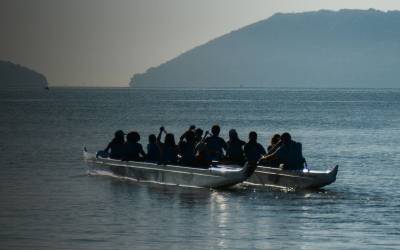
[246,165,338,189]
[83,150,250,189]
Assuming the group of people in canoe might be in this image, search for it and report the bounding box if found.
[99,125,306,170]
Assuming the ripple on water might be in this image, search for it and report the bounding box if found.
[1,88,400,249]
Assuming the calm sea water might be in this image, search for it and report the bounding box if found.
[0,87,399,249]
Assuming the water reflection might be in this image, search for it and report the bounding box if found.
[209,192,229,248]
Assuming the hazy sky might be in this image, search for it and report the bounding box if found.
[1,0,400,86]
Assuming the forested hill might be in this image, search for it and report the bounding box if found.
[0,60,48,88]
[130,9,400,88]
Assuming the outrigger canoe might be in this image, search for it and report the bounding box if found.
[83,148,255,189]
[245,165,339,189]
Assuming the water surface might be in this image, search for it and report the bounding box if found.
[0,87,399,249]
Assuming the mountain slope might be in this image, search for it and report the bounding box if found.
[130,9,400,88]
[0,60,48,88]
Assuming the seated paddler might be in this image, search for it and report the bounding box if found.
[244,131,266,164]
[259,133,281,167]
[178,130,196,166]
[146,134,160,163]
[157,127,179,165]
[259,132,305,171]
[205,125,227,161]
[226,129,246,164]
[101,130,125,159]
[123,131,146,161]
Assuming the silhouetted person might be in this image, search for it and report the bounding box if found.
[146,134,160,162]
[259,133,281,167]
[244,131,266,164]
[194,128,204,144]
[194,130,212,168]
[205,125,227,160]
[178,130,196,166]
[157,127,178,164]
[180,125,196,141]
[104,130,125,159]
[226,129,246,164]
[123,131,146,161]
[267,134,281,153]
[260,132,305,170]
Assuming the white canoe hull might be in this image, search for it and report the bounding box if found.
[246,165,339,189]
[83,150,254,189]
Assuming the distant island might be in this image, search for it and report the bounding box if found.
[0,60,48,88]
[130,9,400,88]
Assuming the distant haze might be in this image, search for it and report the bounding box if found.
[1,0,400,86]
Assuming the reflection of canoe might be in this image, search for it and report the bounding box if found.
[83,149,254,189]
[245,165,339,189]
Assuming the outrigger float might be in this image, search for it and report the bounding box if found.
[83,148,338,189]
[246,165,339,189]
